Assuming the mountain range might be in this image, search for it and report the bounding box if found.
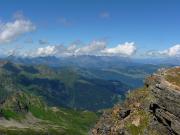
[0,56,179,135]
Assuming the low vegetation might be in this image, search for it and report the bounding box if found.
[0,92,98,135]
[165,67,180,87]
[0,61,128,111]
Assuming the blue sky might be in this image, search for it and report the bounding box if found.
[0,0,180,57]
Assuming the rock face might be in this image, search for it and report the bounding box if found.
[146,67,180,135]
[91,67,180,135]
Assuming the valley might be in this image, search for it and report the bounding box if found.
[1,1,180,134]
[0,57,178,135]
[0,58,178,135]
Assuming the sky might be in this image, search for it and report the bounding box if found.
[0,0,180,57]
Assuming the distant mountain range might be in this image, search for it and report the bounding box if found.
[2,55,175,88]
[0,56,175,111]
[0,56,179,135]
[3,55,180,68]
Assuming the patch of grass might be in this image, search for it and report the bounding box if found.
[29,104,98,135]
[1,109,18,120]
[1,91,98,135]
[0,127,65,135]
[126,110,150,135]
[165,67,180,87]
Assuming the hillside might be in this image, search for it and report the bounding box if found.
[0,61,130,111]
[1,60,179,135]
[0,91,98,135]
[91,67,180,135]
[5,56,171,88]
[0,60,100,135]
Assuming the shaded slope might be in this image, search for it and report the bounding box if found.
[0,61,128,110]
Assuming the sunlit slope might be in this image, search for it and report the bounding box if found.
[0,91,98,135]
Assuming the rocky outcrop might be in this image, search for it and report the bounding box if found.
[1,92,30,112]
[146,67,180,135]
[91,87,153,135]
[91,67,180,135]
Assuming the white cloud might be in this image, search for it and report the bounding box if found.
[35,46,57,56]
[146,44,180,57]
[0,18,35,44]
[161,44,180,56]
[27,41,136,57]
[74,40,106,55]
[145,50,159,57]
[101,42,136,56]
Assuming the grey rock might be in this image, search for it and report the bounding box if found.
[146,69,180,135]
[119,109,131,119]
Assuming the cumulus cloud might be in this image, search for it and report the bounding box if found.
[35,46,57,56]
[74,40,107,55]
[146,44,180,57]
[160,44,180,56]
[27,41,137,57]
[101,42,136,56]
[0,15,35,44]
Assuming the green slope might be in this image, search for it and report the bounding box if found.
[0,61,128,110]
[0,91,98,135]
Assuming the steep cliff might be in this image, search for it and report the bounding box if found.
[91,67,180,135]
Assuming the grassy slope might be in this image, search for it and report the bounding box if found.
[165,67,180,87]
[0,62,125,110]
[0,92,98,135]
